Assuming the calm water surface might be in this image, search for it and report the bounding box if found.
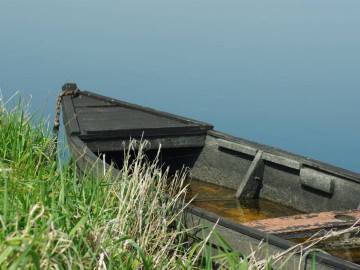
[0,1,359,172]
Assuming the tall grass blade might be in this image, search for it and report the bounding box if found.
[128,239,151,270]
[69,215,88,238]
[0,246,14,265]
[29,251,41,270]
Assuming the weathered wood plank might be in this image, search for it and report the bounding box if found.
[75,106,127,114]
[235,150,264,199]
[300,167,335,195]
[81,91,213,129]
[242,209,360,239]
[80,127,207,139]
[77,109,194,126]
[66,92,213,139]
[72,95,114,107]
[84,135,207,151]
[262,152,301,170]
[217,139,257,156]
[74,102,208,137]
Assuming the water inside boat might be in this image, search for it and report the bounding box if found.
[185,179,360,264]
[185,179,303,222]
[329,248,360,264]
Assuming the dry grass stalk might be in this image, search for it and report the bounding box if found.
[90,140,202,269]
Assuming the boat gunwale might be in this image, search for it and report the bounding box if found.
[208,130,360,183]
[64,89,360,182]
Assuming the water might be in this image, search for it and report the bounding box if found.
[0,1,359,173]
[186,179,302,222]
[329,248,360,264]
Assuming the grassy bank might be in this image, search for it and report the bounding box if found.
[0,93,252,269]
[0,94,207,269]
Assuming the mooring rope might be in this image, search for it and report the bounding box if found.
[51,86,80,161]
[53,88,80,135]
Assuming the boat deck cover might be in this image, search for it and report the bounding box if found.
[62,91,213,139]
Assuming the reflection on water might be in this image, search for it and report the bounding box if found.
[185,179,302,223]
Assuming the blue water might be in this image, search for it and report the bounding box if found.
[1,1,359,172]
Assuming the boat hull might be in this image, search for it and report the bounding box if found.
[61,84,360,269]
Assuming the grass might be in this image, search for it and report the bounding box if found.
[0,93,203,269]
[1,92,359,269]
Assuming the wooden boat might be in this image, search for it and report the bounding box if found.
[61,83,360,269]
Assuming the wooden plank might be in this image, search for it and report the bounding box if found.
[77,113,198,130]
[80,91,214,129]
[76,106,207,130]
[66,92,213,138]
[72,94,114,107]
[217,139,257,156]
[262,152,301,170]
[242,209,360,239]
[74,106,127,114]
[235,150,264,199]
[300,167,335,195]
[80,126,207,139]
[74,103,208,137]
[84,134,207,151]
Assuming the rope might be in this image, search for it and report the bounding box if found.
[51,87,80,162]
[53,88,80,135]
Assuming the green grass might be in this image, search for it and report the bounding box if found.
[0,94,203,269]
